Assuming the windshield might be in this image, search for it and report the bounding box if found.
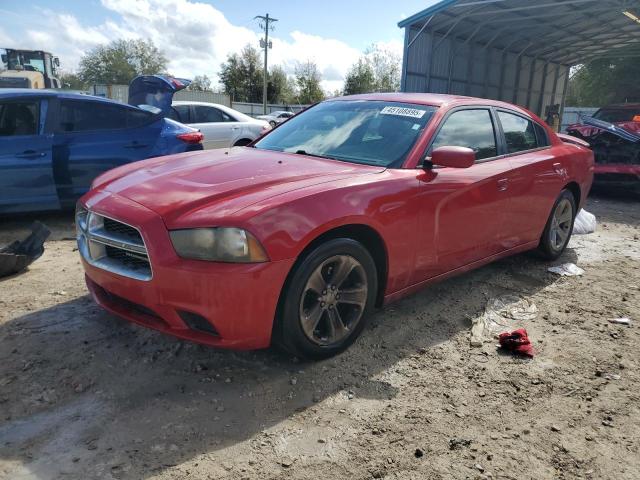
[254,100,437,167]
[593,108,640,123]
[6,50,45,74]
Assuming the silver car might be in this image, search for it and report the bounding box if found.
[256,110,295,127]
[170,101,271,149]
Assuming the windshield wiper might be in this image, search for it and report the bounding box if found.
[294,150,339,161]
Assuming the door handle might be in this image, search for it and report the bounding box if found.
[231,127,240,130]
[124,142,149,149]
[497,178,509,191]
[16,150,46,159]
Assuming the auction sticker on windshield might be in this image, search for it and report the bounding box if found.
[380,106,426,119]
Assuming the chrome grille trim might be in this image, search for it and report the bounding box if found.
[77,210,152,281]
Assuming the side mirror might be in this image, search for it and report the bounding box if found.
[430,146,475,169]
[54,57,60,67]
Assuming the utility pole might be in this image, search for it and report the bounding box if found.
[255,13,278,114]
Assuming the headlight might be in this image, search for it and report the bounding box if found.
[76,203,88,234]
[169,228,269,263]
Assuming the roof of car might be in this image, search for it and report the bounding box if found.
[599,103,640,110]
[0,88,128,105]
[329,93,540,119]
[172,100,227,108]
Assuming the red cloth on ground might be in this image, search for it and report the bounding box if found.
[498,328,534,357]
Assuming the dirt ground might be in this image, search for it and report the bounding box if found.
[0,193,639,480]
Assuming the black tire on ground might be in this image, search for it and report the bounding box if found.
[537,189,577,260]
[233,138,252,147]
[269,120,277,128]
[273,238,377,360]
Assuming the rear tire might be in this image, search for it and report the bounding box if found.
[273,239,377,360]
[537,189,576,260]
[269,120,277,128]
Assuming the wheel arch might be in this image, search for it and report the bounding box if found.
[277,223,389,320]
[233,138,253,147]
[563,181,581,209]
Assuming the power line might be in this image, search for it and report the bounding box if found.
[255,13,278,115]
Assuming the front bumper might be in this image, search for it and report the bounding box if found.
[80,191,294,350]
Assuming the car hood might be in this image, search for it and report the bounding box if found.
[99,147,384,226]
[128,75,191,116]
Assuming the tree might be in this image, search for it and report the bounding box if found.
[566,55,640,106]
[365,44,401,93]
[219,45,264,103]
[343,58,375,95]
[77,39,167,85]
[343,43,402,94]
[58,71,87,90]
[268,65,296,104]
[188,74,212,91]
[295,60,324,104]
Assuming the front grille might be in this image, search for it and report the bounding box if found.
[103,217,141,240]
[77,210,152,281]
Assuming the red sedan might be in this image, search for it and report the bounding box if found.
[77,93,594,359]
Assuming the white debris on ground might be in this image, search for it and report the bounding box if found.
[573,209,597,235]
[548,263,585,276]
[470,294,537,347]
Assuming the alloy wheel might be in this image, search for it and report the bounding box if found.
[298,255,368,346]
[549,198,573,251]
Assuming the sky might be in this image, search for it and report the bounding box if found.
[0,0,436,92]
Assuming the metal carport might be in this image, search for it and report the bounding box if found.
[399,0,640,120]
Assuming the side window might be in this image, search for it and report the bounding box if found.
[430,109,497,160]
[193,106,232,123]
[534,122,549,147]
[0,101,39,136]
[59,100,127,132]
[169,105,191,123]
[127,108,154,128]
[497,111,538,153]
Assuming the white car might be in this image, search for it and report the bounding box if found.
[256,110,296,127]
[169,101,270,149]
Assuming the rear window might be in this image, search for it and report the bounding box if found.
[0,100,39,136]
[59,100,127,132]
[497,111,538,153]
[192,105,234,123]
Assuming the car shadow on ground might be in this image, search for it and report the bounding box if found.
[0,245,574,479]
[587,190,640,227]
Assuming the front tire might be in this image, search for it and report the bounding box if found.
[274,239,377,360]
[538,189,576,260]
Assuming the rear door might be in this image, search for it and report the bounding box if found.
[52,98,160,204]
[0,97,58,213]
[412,108,513,282]
[495,109,564,247]
[190,105,239,149]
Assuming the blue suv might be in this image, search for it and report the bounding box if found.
[0,75,203,214]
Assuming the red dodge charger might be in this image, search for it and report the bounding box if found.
[77,93,594,359]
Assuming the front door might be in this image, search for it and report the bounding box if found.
[0,98,58,213]
[412,108,513,283]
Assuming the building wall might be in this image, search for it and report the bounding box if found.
[402,27,571,118]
